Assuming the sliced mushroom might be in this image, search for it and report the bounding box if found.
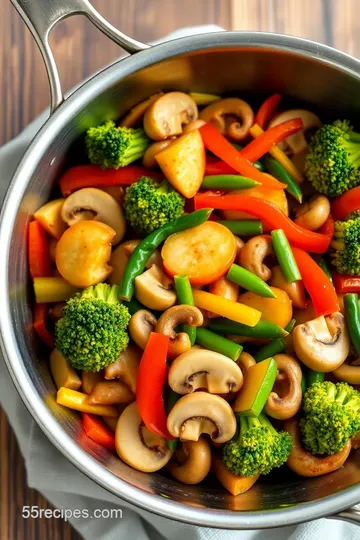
[239,235,274,281]
[119,92,164,127]
[264,354,302,420]
[167,392,236,443]
[167,437,211,484]
[334,361,360,385]
[236,351,256,376]
[88,381,134,405]
[182,119,206,133]
[168,348,243,394]
[207,277,239,319]
[61,188,126,245]
[284,417,351,477]
[129,310,157,350]
[155,306,203,359]
[81,370,104,395]
[104,344,141,393]
[293,312,350,372]
[116,402,172,472]
[135,264,176,311]
[268,109,322,155]
[199,98,254,141]
[109,240,161,286]
[294,195,330,231]
[143,92,198,140]
[351,431,360,449]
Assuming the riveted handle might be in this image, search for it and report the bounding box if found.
[11,0,150,114]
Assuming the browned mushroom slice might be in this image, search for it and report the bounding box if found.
[199,98,254,141]
[167,392,236,443]
[135,264,176,311]
[129,310,157,350]
[116,402,172,472]
[155,305,203,359]
[143,92,198,140]
[167,437,211,484]
[61,187,126,245]
[168,348,243,394]
[293,312,350,372]
[104,344,141,394]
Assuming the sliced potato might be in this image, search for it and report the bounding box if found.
[155,130,205,198]
[34,199,67,239]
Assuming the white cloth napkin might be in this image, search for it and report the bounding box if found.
[0,25,359,540]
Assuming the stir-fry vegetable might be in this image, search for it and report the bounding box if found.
[136,332,174,439]
[28,88,360,495]
[194,194,331,253]
[119,208,212,301]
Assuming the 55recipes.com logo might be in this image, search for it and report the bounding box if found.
[22,506,123,521]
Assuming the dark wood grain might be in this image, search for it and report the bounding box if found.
[0,0,358,538]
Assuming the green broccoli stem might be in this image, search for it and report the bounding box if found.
[237,413,275,443]
[325,384,360,412]
[122,128,150,164]
[81,284,121,304]
[348,130,360,143]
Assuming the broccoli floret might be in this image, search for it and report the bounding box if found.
[85,121,150,169]
[300,381,360,455]
[305,120,360,197]
[222,413,292,477]
[123,176,185,235]
[331,211,360,274]
[55,284,130,371]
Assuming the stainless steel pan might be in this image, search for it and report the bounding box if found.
[2,0,360,529]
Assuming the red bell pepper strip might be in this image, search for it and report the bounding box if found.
[28,221,51,278]
[255,94,282,129]
[292,248,339,317]
[33,303,54,348]
[82,413,116,451]
[333,273,360,294]
[59,164,162,196]
[194,194,331,254]
[199,123,286,190]
[136,332,174,439]
[204,160,236,176]
[241,118,303,163]
[318,215,335,238]
[331,186,360,221]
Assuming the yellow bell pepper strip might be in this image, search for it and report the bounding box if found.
[33,276,80,303]
[192,289,261,326]
[56,388,119,417]
[249,123,304,183]
[189,92,221,105]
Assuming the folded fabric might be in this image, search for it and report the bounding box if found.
[0,24,359,540]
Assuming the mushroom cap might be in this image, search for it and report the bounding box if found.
[135,264,176,311]
[199,98,254,141]
[61,187,126,245]
[269,109,322,155]
[293,312,350,372]
[168,348,243,394]
[167,437,211,485]
[167,392,236,443]
[116,402,172,472]
[143,92,198,140]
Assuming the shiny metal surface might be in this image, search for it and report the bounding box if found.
[2,4,360,529]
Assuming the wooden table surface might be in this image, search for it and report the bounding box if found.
[1,1,360,538]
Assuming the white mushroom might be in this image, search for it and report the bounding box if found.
[268,109,322,155]
[168,348,243,394]
[135,264,176,311]
[104,344,141,393]
[293,312,350,372]
[116,402,172,472]
[167,392,236,443]
[143,92,198,140]
[61,187,126,244]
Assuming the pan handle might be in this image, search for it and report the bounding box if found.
[11,0,150,114]
[328,505,360,526]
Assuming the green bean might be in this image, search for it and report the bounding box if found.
[119,209,212,301]
[312,255,333,283]
[344,293,360,355]
[209,318,288,339]
[174,275,196,346]
[232,143,266,171]
[218,220,263,236]
[262,155,303,203]
[254,319,296,362]
[301,370,307,394]
[165,389,181,451]
[227,263,276,298]
[271,229,301,283]
[202,175,258,190]
[307,369,325,387]
[195,327,242,361]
